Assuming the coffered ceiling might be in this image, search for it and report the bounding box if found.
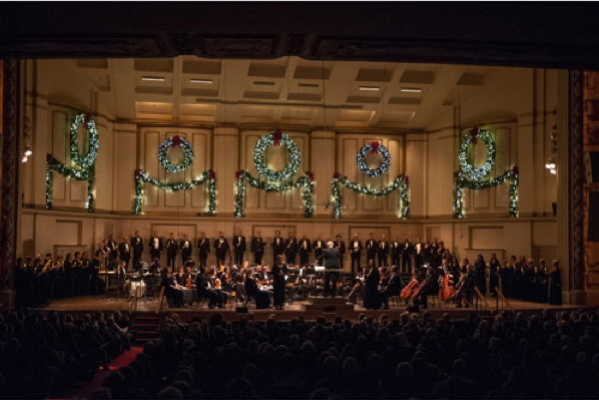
[66,56,519,131]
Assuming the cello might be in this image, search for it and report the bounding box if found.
[438,273,454,302]
[400,278,419,299]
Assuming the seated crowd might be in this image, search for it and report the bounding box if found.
[0,308,131,399]
[93,308,599,399]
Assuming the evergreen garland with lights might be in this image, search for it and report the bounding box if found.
[133,169,217,215]
[234,170,314,218]
[453,127,519,218]
[330,174,410,219]
[46,112,98,212]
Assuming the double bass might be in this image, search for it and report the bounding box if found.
[438,273,454,301]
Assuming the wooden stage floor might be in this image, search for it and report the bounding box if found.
[39,295,589,321]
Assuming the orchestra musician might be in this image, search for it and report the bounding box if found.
[312,235,325,263]
[160,266,184,308]
[197,232,210,270]
[195,267,223,309]
[251,231,265,265]
[271,230,285,266]
[244,269,270,309]
[489,253,500,297]
[285,234,298,266]
[233,230,246,267]
[454,263,476,308]
[438,258,455,302]
[107,235,118,263]
[118,237,131,271]
[319,241,342,297]
[180,234,193,267]
[149,231,163,263]
[131,231,144,271]
[377,234,389,267]
[272,256,287,310]
[333,234,346,270]
[380,265,403,309]
[165,233,178,269]
[214,232,229,267]
[349,233,363,274]
[298,235,312,267]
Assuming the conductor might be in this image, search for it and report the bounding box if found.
[319,241,342,297]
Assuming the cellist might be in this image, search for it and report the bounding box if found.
[437,257,455,302]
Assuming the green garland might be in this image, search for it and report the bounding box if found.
[46,112,98,212]
[331,174,410,219]
[133,169,217,215]
[254,131,301,182]
[234,170,314,218]
[158,135,194,173]
[453,127,519,218]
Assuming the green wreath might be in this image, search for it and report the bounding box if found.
[70,113,99,169]
[253,131,301,182]
[356,141,391,177]
[158,135,194,173]
[458,127,496,181]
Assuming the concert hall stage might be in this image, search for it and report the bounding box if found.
[39,295,586,322]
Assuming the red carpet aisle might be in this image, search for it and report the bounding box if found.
[52,347,143,400]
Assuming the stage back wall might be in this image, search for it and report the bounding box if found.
[17,57,561,269]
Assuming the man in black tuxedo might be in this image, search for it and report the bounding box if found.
[349,233,363,274]
[214,232,229,266]
[312,235,325,263]
[298,234,312,267]
[271,230,285,266]
[365,233,377,266]
[118,236,131,271]
[378,234,389,267]
[380,265,404,309]
[180,234,193,266]
[197,231,210,269]
[402,237,414,273]
[413,237,422,269]
[319,241,342,297]
[195,267,224,308]
[251,231,265,265]
[391,236,402,267]
[131,231,144,270]
[232,229,246,267]
[333,234,346,270]
[165,233,178,269]
[285,234,299,266]
[149,231,163,263]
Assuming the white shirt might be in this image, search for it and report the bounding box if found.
[184,241,189,248]
[153,238,159,249]
[124,244,129,251]
[354,242,359,249]
[303,241,307,249]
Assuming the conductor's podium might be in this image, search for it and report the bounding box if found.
[301,296,355,313]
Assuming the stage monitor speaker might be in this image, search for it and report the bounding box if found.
[589,192,599,242]
[236,307,248,313]
[323,306,336,313]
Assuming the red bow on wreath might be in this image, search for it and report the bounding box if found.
[209,170,216,180]
[134,168,143,178]
[84,112,92,126]
[454,170,461,179]
[333,172,341,180]
[236,170,245,180]
[370,141,380,154]
[171,135,182,147]
[273,130,283,147]
[511,165,519,176]
[470,126,480,144]
[306,171,314,182]
[403,175,409,185]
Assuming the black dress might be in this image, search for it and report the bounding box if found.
[272,267,286,309]
[548,268,562,305]
[363,268,382,310]
[489,260,500,296]
[474,260,487,295]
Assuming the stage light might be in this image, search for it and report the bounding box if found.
[359,86,381,91]
[190,79,213,84]
[141,76,166,82]
[400,87,422,93]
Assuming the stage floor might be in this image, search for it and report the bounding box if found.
[39,295,587,321]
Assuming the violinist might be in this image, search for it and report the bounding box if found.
[380,265,403,309]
